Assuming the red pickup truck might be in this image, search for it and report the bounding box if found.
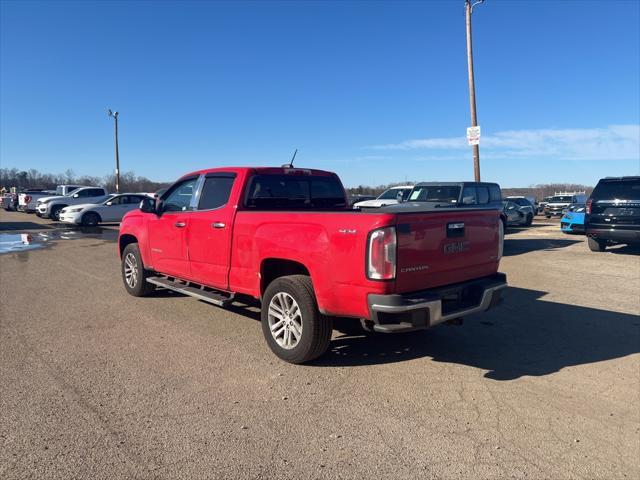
[119,167,506,363]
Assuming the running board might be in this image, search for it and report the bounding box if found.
[146,276,235,307]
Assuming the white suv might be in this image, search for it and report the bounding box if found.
[36,187,109,221]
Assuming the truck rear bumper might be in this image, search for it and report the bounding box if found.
[367,273,507,333]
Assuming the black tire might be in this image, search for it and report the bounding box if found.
[587,237,607,252]
[121,243,156,296]
[261,275,333,364]
[50,205,64,221]
[525,214,533,226]
[82,212,100,227]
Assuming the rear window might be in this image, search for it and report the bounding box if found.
[245,174,346,210]
[591,179,640,200]
[408,185,460,203]
[489,185,502,202]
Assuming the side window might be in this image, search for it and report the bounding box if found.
[109,196,122,205]
[477,187,489,204]
[489,185,502,202]
[163,178,197,212]
[198,175,235,210]
[76,189,90,197]
[461,186,477,205]
[129,196,144,204]
[86,189,104,197]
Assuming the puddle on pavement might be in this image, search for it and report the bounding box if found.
[0,227,118,255]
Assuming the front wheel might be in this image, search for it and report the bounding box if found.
[261,275,333,364]
[587,237,607,252]
[50,205,64,221]
[82,212,100,227]
[121,243,156,296]
[525,214,533,226]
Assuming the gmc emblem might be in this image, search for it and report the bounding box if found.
[443,241,469,254]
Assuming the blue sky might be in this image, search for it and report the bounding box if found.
[1,0,639,188]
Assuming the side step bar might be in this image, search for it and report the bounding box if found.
[146,276,235,307]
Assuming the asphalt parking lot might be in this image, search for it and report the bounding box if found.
[1,209,638,480]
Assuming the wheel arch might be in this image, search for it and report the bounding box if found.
[119,234,139,258]
[260,258,311,297]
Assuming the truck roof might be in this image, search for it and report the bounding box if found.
[180,166,338,179]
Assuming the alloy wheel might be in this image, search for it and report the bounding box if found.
[268,292,303,349]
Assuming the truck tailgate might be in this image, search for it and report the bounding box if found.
[394,209,501,293]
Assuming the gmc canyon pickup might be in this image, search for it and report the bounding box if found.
[119,167,507,363]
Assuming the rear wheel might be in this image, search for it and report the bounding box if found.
[588,237,607,252]
[82,212,100,227]
[261,275,333,364]
[121,243,156,296]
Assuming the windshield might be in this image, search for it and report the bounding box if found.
[551,195,573,203]
[408,185,460,203]
[377,188,411,200]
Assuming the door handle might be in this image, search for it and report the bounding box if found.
[175,222,186,228]
[212,222,226,229]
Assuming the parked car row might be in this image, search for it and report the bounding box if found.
[4,183,154,226]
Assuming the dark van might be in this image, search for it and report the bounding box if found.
[585,176,640,252]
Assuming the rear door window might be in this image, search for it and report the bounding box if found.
[198,175,235,210]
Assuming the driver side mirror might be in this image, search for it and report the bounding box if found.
[106,201,113,206]
[462,196,475,205]
[140,197,158,214]
[73,194,79,198]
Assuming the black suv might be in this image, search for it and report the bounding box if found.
[585,176,640,252]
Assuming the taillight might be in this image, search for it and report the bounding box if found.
[586,199,592,214]
[24,195,31,203]
[498,219,504,260]
[367,226,396,280]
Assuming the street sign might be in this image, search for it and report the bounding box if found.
[467,126,481,146]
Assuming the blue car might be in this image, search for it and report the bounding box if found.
[560,204,586,233]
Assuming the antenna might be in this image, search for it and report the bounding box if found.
[281,148,298,168]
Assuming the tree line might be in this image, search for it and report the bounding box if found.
[0,168,170,194]
[2,167,593,201]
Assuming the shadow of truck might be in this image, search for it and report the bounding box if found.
[310,286,639,378]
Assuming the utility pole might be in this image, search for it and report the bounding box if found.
[465,0,484,182]
[107,109,120,193]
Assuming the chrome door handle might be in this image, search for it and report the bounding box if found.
[175,222,186,228]
[212,222,226,229]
